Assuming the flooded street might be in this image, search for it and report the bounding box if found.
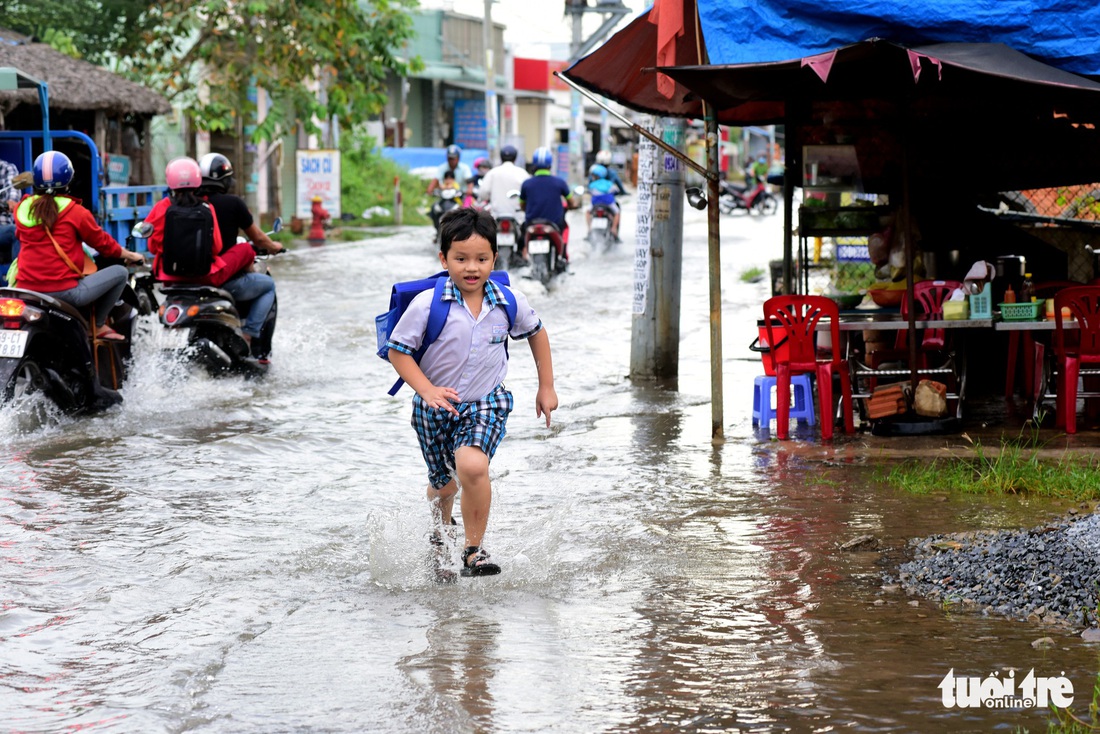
[2,201,1096,733]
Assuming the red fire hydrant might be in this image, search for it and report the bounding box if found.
[308,196,329,246]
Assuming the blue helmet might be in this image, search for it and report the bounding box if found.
[500,145,518,163]
[446,144,461,159]
[589,164,608,179]
[532,147,553,170]
[33,150,74,193]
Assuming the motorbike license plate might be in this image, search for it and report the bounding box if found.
[160,327,191,350]
[591,217,609,230]
[0,330,28,358]
[498,232,515,246]
[528,239,551,255]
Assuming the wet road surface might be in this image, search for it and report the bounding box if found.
[1,201,1095,733]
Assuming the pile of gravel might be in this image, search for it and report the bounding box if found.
[894,512,1100,628]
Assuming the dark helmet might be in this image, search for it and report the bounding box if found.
[446,144,461,159]
[199,153,233,181]
[532,147,553,171]
[500,145,518,163]
[198,152,234,190]
[33,150,74,193]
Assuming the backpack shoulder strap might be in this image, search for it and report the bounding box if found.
[422,276,451,351]
[498,284,518,330]
[386,271,449,396]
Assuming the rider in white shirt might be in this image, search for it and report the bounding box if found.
[477,145,530,218]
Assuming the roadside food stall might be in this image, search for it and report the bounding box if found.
[564,0,1100,434]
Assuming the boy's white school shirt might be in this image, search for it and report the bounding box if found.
[389,278,542,403]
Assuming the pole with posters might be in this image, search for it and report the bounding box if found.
[630,116,685,379]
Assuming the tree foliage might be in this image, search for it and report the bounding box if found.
[0,0,151,61]
[118,0,422,142]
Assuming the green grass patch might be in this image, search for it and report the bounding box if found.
[883,438,1100,501]
[341,128,430,227]
[740,266,766,283]
[338,227,392,241]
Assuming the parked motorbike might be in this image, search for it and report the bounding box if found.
[524,219,567,286]
[719,179,778,216]
[0,285,136,413]
[132,218,283,377]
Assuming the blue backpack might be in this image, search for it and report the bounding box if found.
[375,270,517,395]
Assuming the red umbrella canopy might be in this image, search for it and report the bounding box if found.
[562,0,709,119]
[562,0,785,124]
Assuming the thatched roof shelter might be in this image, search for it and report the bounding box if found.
[0,29,170,117]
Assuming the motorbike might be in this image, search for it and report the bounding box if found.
[132,218,283,377]
[128,262,158,316]
[524,219,567,286]
[719,179,778,216]
[588,204,615,251]
[0,284,136,413]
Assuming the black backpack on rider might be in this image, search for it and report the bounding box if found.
[162,201,216,277]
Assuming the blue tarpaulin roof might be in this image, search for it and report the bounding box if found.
[695,0,1100,77]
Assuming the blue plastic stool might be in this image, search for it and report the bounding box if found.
[753,374,816,427]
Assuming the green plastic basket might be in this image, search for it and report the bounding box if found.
[999,300,1044,321]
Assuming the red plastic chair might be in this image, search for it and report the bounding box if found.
[867,280,961,377]
[1052,286,1100,433]
[762,295,855,440]
[1006,280,1079,401]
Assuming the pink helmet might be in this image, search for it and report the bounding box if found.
[165,157,202,190]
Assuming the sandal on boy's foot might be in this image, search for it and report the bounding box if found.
[429,517,458,548]
[461,546,501,577]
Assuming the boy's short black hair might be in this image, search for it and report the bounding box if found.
[439,207,497,255]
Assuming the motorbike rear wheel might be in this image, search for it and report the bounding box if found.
[495,245,514,271]
[753,194,778,216]
[4,357,44,402]
[530,251,553,286]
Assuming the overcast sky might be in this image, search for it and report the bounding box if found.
[419,0,651,58]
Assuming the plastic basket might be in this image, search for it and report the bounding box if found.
[750,319,790,377]
[999,300,1044,321]
[943,300,969,320]
[969,283,992,319]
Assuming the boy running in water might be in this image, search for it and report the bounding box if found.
[386,208,558,577]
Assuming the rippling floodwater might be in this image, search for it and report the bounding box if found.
[1,204,1095,733]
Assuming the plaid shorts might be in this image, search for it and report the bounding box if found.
[412,384,514,489]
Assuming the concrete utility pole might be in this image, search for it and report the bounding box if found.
[564,0,631,184]
[630,116,685,379]
[569,11,586,185]
[483,0,498,162]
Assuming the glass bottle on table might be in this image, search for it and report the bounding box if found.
[1020,272,1034,303]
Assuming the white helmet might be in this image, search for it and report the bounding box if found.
[595,149,612,165]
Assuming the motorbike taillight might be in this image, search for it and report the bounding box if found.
[0,298,25,329]
[0,298,25,318]
[164,305,182,325]
[500,220,511,233]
